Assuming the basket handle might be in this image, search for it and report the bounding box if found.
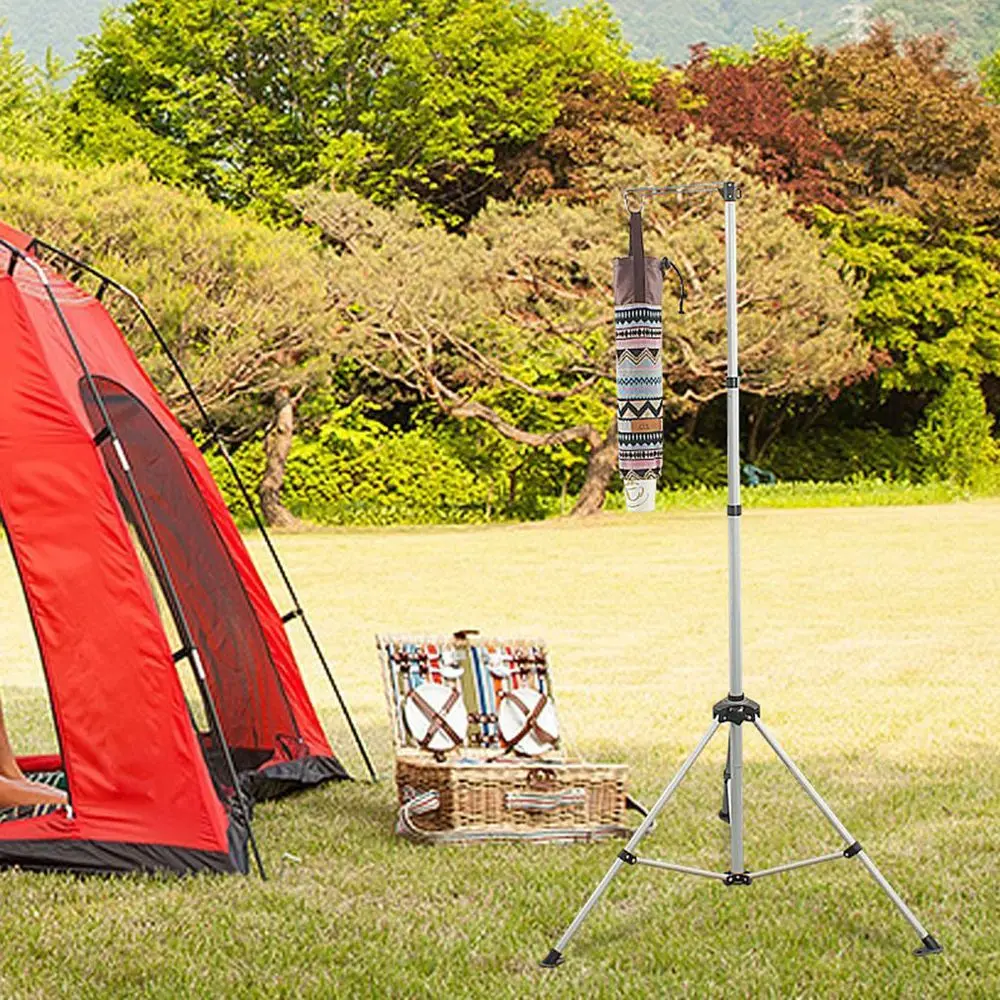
[527,767,558,787]
[396,789,445,844]
[396,788,507,845]
[504,787,586,813]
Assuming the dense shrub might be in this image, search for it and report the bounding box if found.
[915,375,999,486]
[205,422,936,526]
[202,440,266,528]
[204,402,598,527]
[765,428,920,482]
[286,429,494,526]
[661,435,728,489]
[209,418,732,526]
[206,415,497,528]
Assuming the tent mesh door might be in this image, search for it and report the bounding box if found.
[80,377,302,793]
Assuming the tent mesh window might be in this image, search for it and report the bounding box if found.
[80,377,303,790]
[124,517,211,735]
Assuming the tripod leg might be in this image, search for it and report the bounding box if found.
[719,729,731,823]
[728,721,745,872]
[540,719,721,968]
[753,719,942,956]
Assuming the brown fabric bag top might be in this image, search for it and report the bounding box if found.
[613,210,664,307]
[613,258,664,307]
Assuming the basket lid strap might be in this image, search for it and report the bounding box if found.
[411,688,463,748]
[504,691,558,748]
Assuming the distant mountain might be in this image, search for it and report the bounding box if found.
[547,0,859,63]
[871,1,1000,65]
[548,0,1000,67]
[0,0,122,71]
[3,0,997,73]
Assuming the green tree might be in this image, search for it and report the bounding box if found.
[0,23,191,184]
[915,374,999,484]
[708,23,816,73]
[56,83,197,187]
[817,207,1000,393]
[0,26,66,161]
[0,27,31,116]
[78,0,646,222]
[298,129,866,513]
[982,48,1000,103]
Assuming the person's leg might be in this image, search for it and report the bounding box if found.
[0,693,66,807]
[0,695,26,782]
[0,775,66,808]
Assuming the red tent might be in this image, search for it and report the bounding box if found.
[0,222,359,875]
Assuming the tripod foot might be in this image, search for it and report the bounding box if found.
[540,948,564,968]
[914,934,943,957]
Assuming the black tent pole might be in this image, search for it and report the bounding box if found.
[25,239,378,784]
[4,240,267,879]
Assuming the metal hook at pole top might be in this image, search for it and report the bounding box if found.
[623,189,646,214]
[621,181,738,212]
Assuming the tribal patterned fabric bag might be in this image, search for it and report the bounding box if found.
[614,211,664,513]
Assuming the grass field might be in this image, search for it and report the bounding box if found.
[0,501,998,998]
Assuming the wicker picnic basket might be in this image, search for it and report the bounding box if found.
[395,751,630,844]
[379,633,634,845]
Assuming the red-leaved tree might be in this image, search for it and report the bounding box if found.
[652,48,848,214]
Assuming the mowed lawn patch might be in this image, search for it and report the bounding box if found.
[0,501,997,998]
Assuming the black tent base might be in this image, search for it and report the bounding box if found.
[0,755,348,877]
[0,838,242,876]
[242,754,350,802]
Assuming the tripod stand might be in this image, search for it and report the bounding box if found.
[540,182,942,967]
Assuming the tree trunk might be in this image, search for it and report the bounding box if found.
[747,396,766,462]
[259,387,300,528]
[508,465,519,511]
[757,403,789,463]
[572,422,618,517]
[681,407,699,441]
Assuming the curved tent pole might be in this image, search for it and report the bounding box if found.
[25,238,378,784]
[3,239,268,879]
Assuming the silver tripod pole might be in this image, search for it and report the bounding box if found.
[723,187,745,877]
[540,181,941,968]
